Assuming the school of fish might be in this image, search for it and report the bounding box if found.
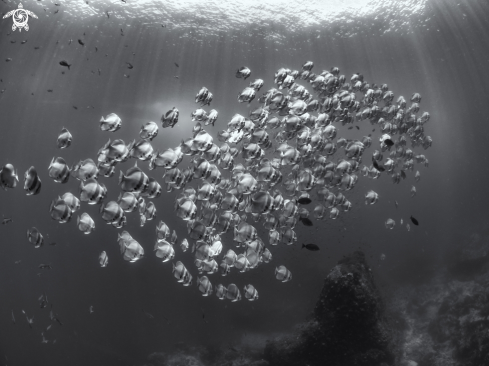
[2,61,433,303]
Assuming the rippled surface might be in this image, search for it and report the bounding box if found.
[27,0,430,39]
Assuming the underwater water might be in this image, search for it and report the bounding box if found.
[1,0,489,365]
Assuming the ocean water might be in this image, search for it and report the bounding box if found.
[0,0,488,365]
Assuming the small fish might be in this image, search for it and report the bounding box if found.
[299,217,313,226]
[59,60,71,69]
[106,11,109,18]
[47,89,53,92]
[6,58,12,62]
[14,260,21,264]
[89,306,94,314]
[302,243,320,251]
[297,197,311,205]
[21,40,27,44]
[50,242,57,246]
[174,76,179,79]
[161,24,166,27]
[10,40,16,44]
[78,39,84,46]
[95,47,98,52]
[73,106,77,109]
[384,139,394,147]
[174,62,179,67]
[34,46,40,50]
[126,62,133,69]
[54,10,59,14]
[410,215,419,226]
[22,310,34,329]
[123,74,130,78]
[2,217,13,225]
[39,264,52,270]
[355,126,359,130]
[348,126,353,130]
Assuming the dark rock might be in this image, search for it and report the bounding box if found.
[264,251,395,366]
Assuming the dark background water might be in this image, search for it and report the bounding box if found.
[0,0,488,365]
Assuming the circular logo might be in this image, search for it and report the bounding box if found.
[12,9,29,30]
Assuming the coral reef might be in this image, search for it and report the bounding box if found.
[393,230,489,366]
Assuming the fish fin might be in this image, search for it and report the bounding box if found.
[77,215,80,225]
[118,171,125,186]
[49,200,55,212]
[99,203,105,214]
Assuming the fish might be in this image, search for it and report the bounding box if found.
[385,219,395,229]
[365,190,379,205]
[410,216,419,226]
[302,243,320,251]
[89,306,94,314]
[57,128,73,149]
[50,198,73,223]
[78,39,84,46]
[297,197,312,205]
[275,265,292,282]
[118,232,144,262]
[236,66,251,79]
[48,157,71,183]
[372,159,385,172]
[2,217,13,225]
[106,11,109,18]
[39,264,52,270]
[77,213,95,234]
[72,159,98,181]
[5,58,12,62]
[0,164,18,190]
[99,251,108,267]
[161,107,179,128]
[100,113,122,132]
[243,284,258,301]
[23,310,34,328]
[384,139,394,147]
[59,60,71,69]
[27,227,44,248]
[126,62,133,69]
[174,62,179,67]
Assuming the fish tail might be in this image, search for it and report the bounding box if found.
[301,244,305,249]
[118,170,125,185]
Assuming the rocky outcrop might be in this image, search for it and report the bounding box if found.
[393,231,489,366]
[264,251,395,366]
